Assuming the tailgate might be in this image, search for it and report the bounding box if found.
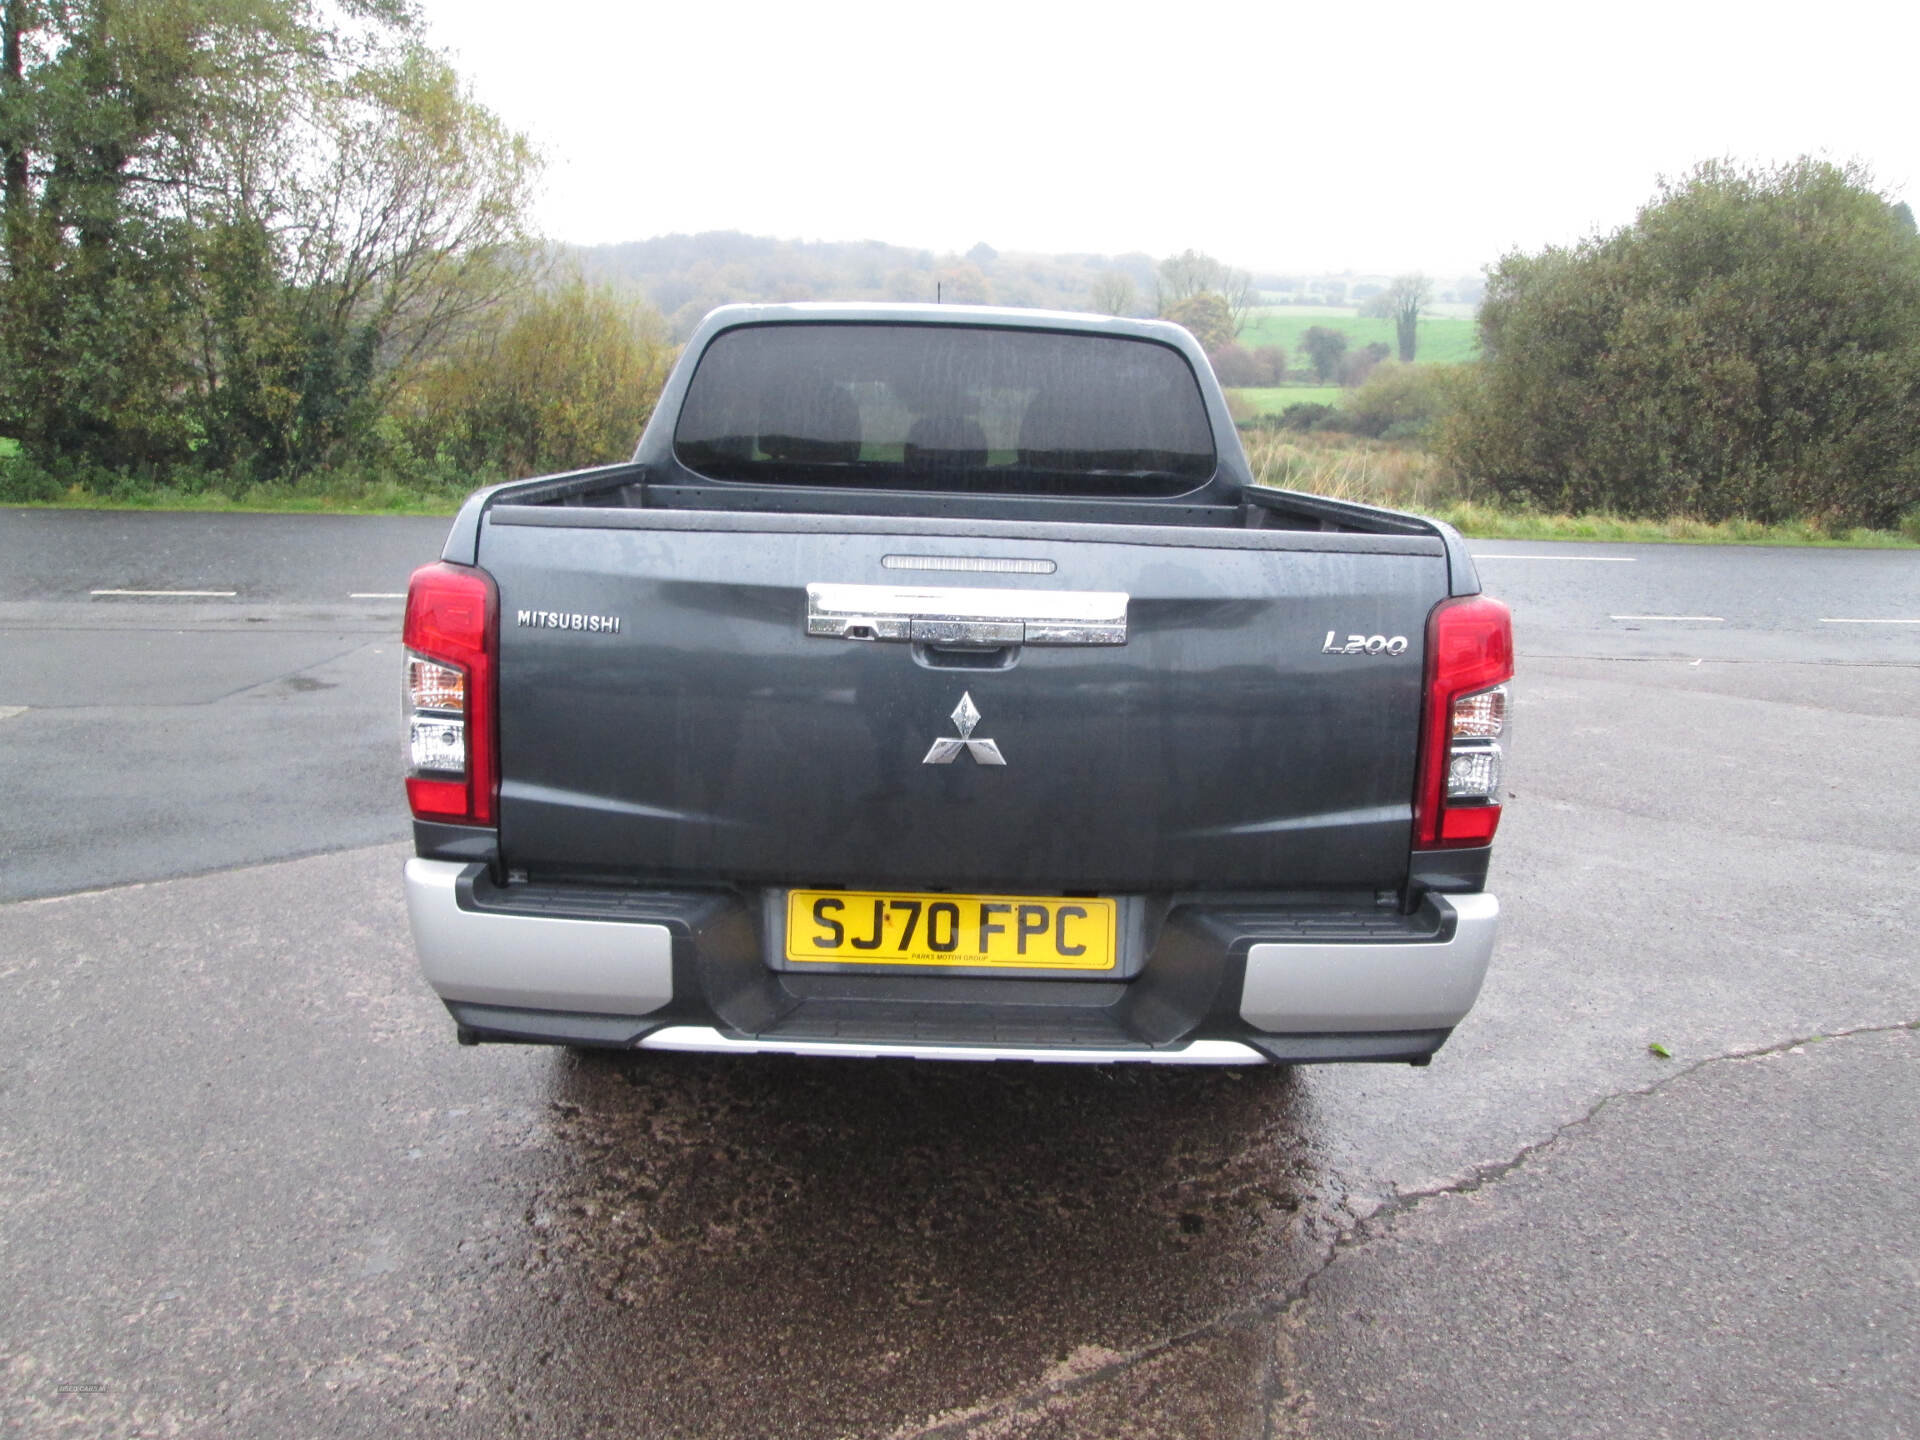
[483,512,1446,893]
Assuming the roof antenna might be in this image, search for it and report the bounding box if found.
[936,281,943,304]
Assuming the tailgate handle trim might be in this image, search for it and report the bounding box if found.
[806,583,1128,646]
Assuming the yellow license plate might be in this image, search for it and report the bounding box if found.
[785,889,1117,970]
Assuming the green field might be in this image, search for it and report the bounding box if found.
[1228,386,1344,414]
[1237,306,1479,365]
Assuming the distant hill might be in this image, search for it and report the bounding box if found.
[567,230,1485,341]
[570,232,1160,338]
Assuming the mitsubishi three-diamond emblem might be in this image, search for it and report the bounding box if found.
[921,691,1005,765]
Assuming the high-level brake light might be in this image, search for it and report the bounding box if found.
[1414,595,1514,848]
[402,562,497,825]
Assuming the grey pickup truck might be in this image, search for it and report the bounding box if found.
[401,303,1512,1066]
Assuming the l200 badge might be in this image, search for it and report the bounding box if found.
[1322,631,1408,656]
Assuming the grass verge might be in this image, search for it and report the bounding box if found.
[1241,431,1920,547]
[0,477,466,516]
[1421,505,1920,547]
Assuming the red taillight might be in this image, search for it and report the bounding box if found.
[402,561,498,825]
[1414,595,1514,849]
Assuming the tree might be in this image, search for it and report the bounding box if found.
[1300,325,1348,383]
[405,278,674,478]
[1252,345,1288,385]
[933,260,991,304]
[0,0,323,466]
[1207,342,1260,386]
[2,0,29,246]
[0,2,539,480]
[1339,341,1390,388]
[1154,247,1255,334]
[1218,266,1259,335]
[1089,270,1135,316]
[1445,158,1920,527]
[1362,274,1432,362]
[883,266,928,302]
[1163,291,1234,352]
[1155,248,1224,308]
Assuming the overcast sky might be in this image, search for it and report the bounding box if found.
[419,0,1920,278]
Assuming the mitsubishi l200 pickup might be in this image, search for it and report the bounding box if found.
[401,303,1512,1066]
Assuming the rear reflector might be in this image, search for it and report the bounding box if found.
[402,562,497,825]
[1415,596,1514,849]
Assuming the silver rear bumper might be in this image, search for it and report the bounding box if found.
[406,858,1498,1064]
[405,858,674,1016]
[1239,892,1498,1033]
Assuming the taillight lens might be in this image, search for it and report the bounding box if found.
[1414,596,1514,848]
[402,562,497,825]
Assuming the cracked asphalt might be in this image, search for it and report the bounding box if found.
[2,514,1917,1437]
[1271,1024,1920,1439]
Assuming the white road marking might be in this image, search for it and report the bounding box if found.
[1476,554,1638,562]
[1819,617,1920,625]
[90,588,237,597]
[349,593,406,599]
[1610,614,1725,622]
[0,705,26,721]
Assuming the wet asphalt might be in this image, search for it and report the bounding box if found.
[1,511,1917,1437]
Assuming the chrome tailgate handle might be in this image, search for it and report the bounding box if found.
[806,583,1128,645]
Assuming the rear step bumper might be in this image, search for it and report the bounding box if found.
[634,1028,1266,1064]
[404,859,1498,1066]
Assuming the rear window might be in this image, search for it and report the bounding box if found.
[672,323,1217,497]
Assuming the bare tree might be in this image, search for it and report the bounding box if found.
[1155,248,1257,335]
[1154,248,1224,310]
[222,40,541,420]
[1089,271,1135,316]
[1220,268,1259,335]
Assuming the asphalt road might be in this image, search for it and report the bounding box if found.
[0,511,447,901]
[2,510,1916,1437]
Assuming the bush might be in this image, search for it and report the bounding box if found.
[0,452,63,503]
[1338,342,1390,388]
[1209,343,1261,387]
[401,279,675,479]
[1251,346,1289,385]
[1342,363,1466,440]
[1242,429,1471,511]
[1278,402,1339,432]
[1445,158,1920,528]
[1163,292,1235,353]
